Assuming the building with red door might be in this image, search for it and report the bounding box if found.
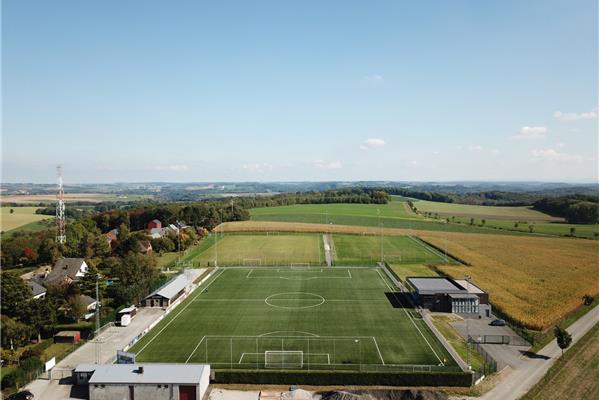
[81,363,210,400]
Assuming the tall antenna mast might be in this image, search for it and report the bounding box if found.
[56,165,66,244]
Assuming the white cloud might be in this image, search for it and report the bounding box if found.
[514,126,547,139]
[312,160,342,169]
[553,109,598,121]
[155,164,189,172]
[531,148,582,163]
[407,160,418,166]
[490,148,500,154]
[360,138,386,150]
[364,74,384,84]
[242,163,272,173]
[466,145,483,151]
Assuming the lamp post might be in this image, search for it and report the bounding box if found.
[465,274,471,369]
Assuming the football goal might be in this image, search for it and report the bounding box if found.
[290,263,311,269]
[384,254,402,263]
[243,258,263,266]
[264,351,304,369]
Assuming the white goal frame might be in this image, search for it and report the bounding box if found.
[264,350,304,369]
[243,258,263,266]
[290,263,311,269]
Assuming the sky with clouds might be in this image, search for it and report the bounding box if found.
[2,0,598,183]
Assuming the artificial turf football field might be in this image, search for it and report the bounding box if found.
[131,266,458,372]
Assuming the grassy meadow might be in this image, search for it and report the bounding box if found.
[389,263,439,283]
[418,232,598,330]
[411,199,561,221]
[0,207,51,232]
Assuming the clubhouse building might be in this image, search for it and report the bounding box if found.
[406,277,491,318]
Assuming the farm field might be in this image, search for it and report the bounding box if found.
[250,200,512,235]
[331,234,452,265]
[188,233,324,266]
[130,267,457,372]
[389,263,439,283]
[451,216,598,239]
[521,324,599,400]
[0,207,51,232]
[0,193,151,204]
[411,199,561,221]
[418,232,599,330]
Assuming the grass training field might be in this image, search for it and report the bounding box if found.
[411,199,561,221]
[419,232,599,330]
[389,264,439,283]
[0,207,51,232]
[331,234,452,265]
[131,267,457,372]
[190,233,324,266]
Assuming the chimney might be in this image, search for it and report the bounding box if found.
[138,366,144,374]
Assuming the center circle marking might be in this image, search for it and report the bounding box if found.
[264,292,325,310]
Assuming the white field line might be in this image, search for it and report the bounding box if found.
[347,269,352,278]
[134,268,226,357]
[372,337,385,365]
[192,298,388,303]
[246,269,254,278]
[238,352,331,364]
[407,235,448,262]
[185,335,206,363]
[376,267,444,365]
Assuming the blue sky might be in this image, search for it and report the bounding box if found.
[2,0,598,183]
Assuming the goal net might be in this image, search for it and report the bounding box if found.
[264,351,303,369]
[243,258,262,266]
[290,263,310,269]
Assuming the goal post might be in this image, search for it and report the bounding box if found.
[264,351,303,369]
[242,258,262,266]
[290,263,311,269]
[383,254,402,264]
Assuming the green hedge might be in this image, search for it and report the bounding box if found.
[213,370,472,387]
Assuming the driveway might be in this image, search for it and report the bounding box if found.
[451,317,530,369]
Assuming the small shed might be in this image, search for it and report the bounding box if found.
[144,274,189,308]
[54,330,81,344]
[147,219,162,229]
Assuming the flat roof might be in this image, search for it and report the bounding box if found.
[454,279,485,294]
[448,293,480,299]
[407,277,465,294]
[85,363,208,385]
[145,274,188,300]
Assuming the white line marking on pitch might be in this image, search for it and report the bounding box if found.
[375,267,444,365]
[185,335,206,363]
[134,268,225,357]
[372,337,385,365]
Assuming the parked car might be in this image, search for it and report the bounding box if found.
[7,391,34,400]
[489,319,506,326]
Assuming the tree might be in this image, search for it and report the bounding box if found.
[0,315,31,349]
[481,219,486,226]
[582,294,594,306]
[469,218,474,225]
[9,208,14,214]
[23,299,57,342]
[1,272,32,319]
[38,238,60,265]
[529,225,534,233]
[78,265,105,298]
[66,296,87,322]
[554,326,572,355]
[569,227,576,236]
[514,222,519,228]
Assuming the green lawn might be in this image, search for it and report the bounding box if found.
[521,324,599,400]
[0,207,51,232]
[411,199,559,221]
[389,263,439,282]
[189,233,324,267]
[130,267,457,372]
[430,315,486,372]
[250,199,531,235]
[332,234,452,265]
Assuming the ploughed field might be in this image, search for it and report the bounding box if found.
[130,267,457,372]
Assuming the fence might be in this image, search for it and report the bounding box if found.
[472,334,530,347]
[468,338,498,374]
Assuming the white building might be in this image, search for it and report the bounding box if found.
[76,363,210,400]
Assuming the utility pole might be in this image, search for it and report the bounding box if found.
[378,209,383,263]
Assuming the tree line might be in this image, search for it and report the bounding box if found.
[533,196,599,224]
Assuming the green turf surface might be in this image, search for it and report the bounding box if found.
[331,234,452,265]
[131,267,457,372]
[249,199,530,235]
[389,264,439,282]
[189,233,324,267]
[451,217,598,239]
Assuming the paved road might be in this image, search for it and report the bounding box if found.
[474,306,599,400]
[322,234,332,266]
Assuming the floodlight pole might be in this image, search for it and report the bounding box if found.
[465,274,471,369]
[378,209,383,263]
[95,274,100,364]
